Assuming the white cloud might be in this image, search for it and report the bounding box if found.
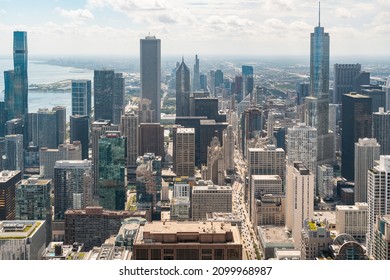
[335,7,354,19]
[57,8,95,22]
[0,9,6,14]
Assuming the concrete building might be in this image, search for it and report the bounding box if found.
[191,181,232,221]
[42,242,85,260]
[85,242,132,260]
[170,197,190,221]
[15,176,52,245]
[120,112,139,167]
[373,107,390,156]
[286,163,314,248]
[373,215,390,260]
[223,125,235,173]
[354,138,380,203]
[174,127,195,177]
[257,226,295,260]
[133,221,242,260]
[138,123,165,159]
[173,182,191,198]
[367,156,390,257]
[329,234,368,260]
[317,164,334,200]
[4,134,23,172]
[336,203,368,241]
[274,249,301,260]
[0,220,46,260]
[39,142,82,180]
[254,195,285,227]
[64,206,147,251]
[300,218,332,260]
[203,136,225,185]
[0,170,21,220]
[54,160,93,220]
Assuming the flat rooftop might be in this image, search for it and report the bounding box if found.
[258,226,293,245]
[252,175,282,181]
[313,211,336,225]
[0,170,20,182]
[0,220,44,239]
[177,127,195,134]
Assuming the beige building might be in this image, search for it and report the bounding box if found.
[336,203,368,241]
[133,221,242,260]
[373,215,390,260]
[285,162,314,248]
[203,137,225,185]
[174,127,195,177]
[300,218,332,260]
[254,195,285,227]
[257,226,295,260]
[191,181,232,221]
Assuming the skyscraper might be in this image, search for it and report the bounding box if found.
[193,55,200,91]
[174,127,195,177]
[140,36,161,123]
[333,64,361,104]
[341,93,372,181]
[113,73,125,124]
[367,156,390,257]
[0,170,21,220]
[120,112,139,167]
[70,115,89,160]
[98,132,127,210]
[354,138,380,203]
[242,65,254,98]
[176,59,191,117]
[71,80,91,116]
[373,107,390,155]
[94,70,115,121]
[4,134,24,172]
[138,123,165,159]
[12,31,28,118]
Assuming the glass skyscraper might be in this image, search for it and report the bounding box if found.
[13,31,28,118]
[71,80,91,116]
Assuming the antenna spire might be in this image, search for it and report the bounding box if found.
[318,1,321,27]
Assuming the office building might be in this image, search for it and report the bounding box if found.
[203,137,225,185]
[138,123,164,159]
[193,55,200,91]
[333,64,361,104]
[170,197,191,221]
[54,160,93,220]
[254,195,285,227]
[136,153,162,219]
[70,115,89,160]
[0,220,46,260]
[354,138,380,203]
[300,218,332,260]
[5,118,23,135]
[336,203,368,241]
[138,98,154,124]
[15,176,52,244]
[287,123,317,178]
[64,207,143,251]
[140,36,161,123]
[353,71,370,93]
[113,73,125,124]
[367,156,390,257]
[286,163,314,248]
[373,215,390,260]
[133,221,242,260]
[4,134,23,172]
[41,242,85,260]
[98,132,126,211]
[373,107,390,155]
[71,79,91,116]
[191,182,232,221]
[242,65,254,99]
[342,93,372,181]
[317,164,334,200]
[39,142,82,180]
[0,170,21,220]
[173,127,195,177]
[0,138,5,171]
[176,59,191,117]
[296,83,310,105]
[120,112,139,167]
[361,88,386,113]
[257,226,295,260]
[241,105,263,155]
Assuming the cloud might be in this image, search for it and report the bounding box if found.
[335,7,354,19]
[57,8,95,22]
[87,0,167,12]
[0,9,6,14]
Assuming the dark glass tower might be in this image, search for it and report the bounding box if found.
[13,31,28,118]
[341,93,372,181]
[140,36,161,123]
[70,115,90,159]
[71,80,91,116]
[94,70,115,121]
[176,59,191,117]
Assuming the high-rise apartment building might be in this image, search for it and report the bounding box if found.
[335,203,368,241]
[140,36,161,123]
[71,80,91,116]
[176,59,191,117]
[174,127,195,177]
[333,64,361,104]
[373,107,390,155]
[70,115,89,160]
[98,132,126,211]
[373,215,390,260]
[354,138,380,203]
[138,123,164,159]
[120,112,139,167]
[341,93,372,181]
[15,176,52,245]
[4,134,23,172]
[286,163,314,248]
[367,156,390,257]
[0,170,21,220]
[191,182,232,221]
[54,160,93,220]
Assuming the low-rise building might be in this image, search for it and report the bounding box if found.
[257,226,294,260]
[42,242,84,260]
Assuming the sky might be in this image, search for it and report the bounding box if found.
[0,0,389,57]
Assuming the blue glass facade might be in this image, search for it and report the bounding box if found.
[310,26,329,97]
[13,31,28,118]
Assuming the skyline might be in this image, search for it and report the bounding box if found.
[0,0,389,57]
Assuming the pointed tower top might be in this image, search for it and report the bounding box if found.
[318,1,321,27]
[182,56,184,63]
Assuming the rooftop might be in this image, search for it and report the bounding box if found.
[0,220,44,240]
[177,127,195,134]
[0,170,20,182]
[258,226,294,245]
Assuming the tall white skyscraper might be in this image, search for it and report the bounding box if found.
[286,162,314,248]
[287,123,317,179]
[223,125,235,172]
[354,138,380,203]
[140,36,161,123]
[367,156,390,257]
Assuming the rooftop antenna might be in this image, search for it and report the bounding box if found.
[318,1,321,27]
